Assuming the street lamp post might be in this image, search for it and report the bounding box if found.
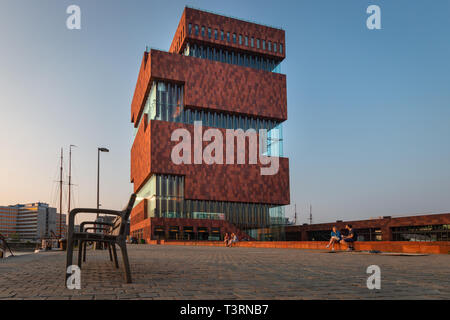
[97,147,109,215]
[95,147,109,250]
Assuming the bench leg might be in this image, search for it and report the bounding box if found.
[112,244,119,269]
[77,241,83,268]
[108,243,113,261]
[65,238,74,284]
[83,241,87,262]
[119,242,132,283]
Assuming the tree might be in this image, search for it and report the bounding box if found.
[10,233,20,242]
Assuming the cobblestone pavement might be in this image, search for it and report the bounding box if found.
[1,244,449,300]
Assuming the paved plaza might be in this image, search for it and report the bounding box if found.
[1,244,449,300]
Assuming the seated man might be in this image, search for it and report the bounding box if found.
[340,224,357,251]
[326,226,342,251]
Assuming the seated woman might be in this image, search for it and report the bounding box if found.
[228,233,239,247]
[224,233,230,247]
[326,226,342,251]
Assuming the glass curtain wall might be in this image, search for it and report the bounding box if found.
[391,225,450,241]
[133,80,284,156]
[133,81,184,137]
[135,174,283,229]
[183,42,282,73]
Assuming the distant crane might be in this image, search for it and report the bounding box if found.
[309,204,313,225]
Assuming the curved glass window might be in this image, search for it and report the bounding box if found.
[136,173,285,229]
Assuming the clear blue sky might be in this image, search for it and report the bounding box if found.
[0,0,449,224]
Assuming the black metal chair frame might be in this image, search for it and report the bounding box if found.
[79,223,115,265]
[0,233,14,258]
[65,194,136,283]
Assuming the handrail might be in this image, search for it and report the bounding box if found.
[185,5,284,31]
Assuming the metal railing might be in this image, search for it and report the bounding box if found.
[185,5,284,31]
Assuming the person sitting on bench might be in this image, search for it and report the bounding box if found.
[340,224,357,251]
[326,226,342,251]
[224,233,230,247]
[228,233,238,247]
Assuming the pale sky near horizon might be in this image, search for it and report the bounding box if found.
[0,0,449,224]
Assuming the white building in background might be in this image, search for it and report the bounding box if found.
[0,202,66,241]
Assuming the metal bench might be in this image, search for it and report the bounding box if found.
[0,233,14,258]
[65,194,136,283]
[79,222,115,265]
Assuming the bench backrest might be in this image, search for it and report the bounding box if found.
[108,194,136,237]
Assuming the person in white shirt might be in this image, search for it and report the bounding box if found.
[228,233,239,247]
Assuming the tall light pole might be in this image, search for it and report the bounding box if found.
[96,147,109,218]
[95,147,109,250]
[68,144,76,217]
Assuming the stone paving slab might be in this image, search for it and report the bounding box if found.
[0,244,449,300]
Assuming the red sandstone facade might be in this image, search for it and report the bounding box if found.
[131,120,290,204]
[130,7,290,242]
[169,8,285,59]
[131,49,287,126]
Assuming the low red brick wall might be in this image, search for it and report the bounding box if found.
[153,240,450,254]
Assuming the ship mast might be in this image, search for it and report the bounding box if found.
[58,148,63,238]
